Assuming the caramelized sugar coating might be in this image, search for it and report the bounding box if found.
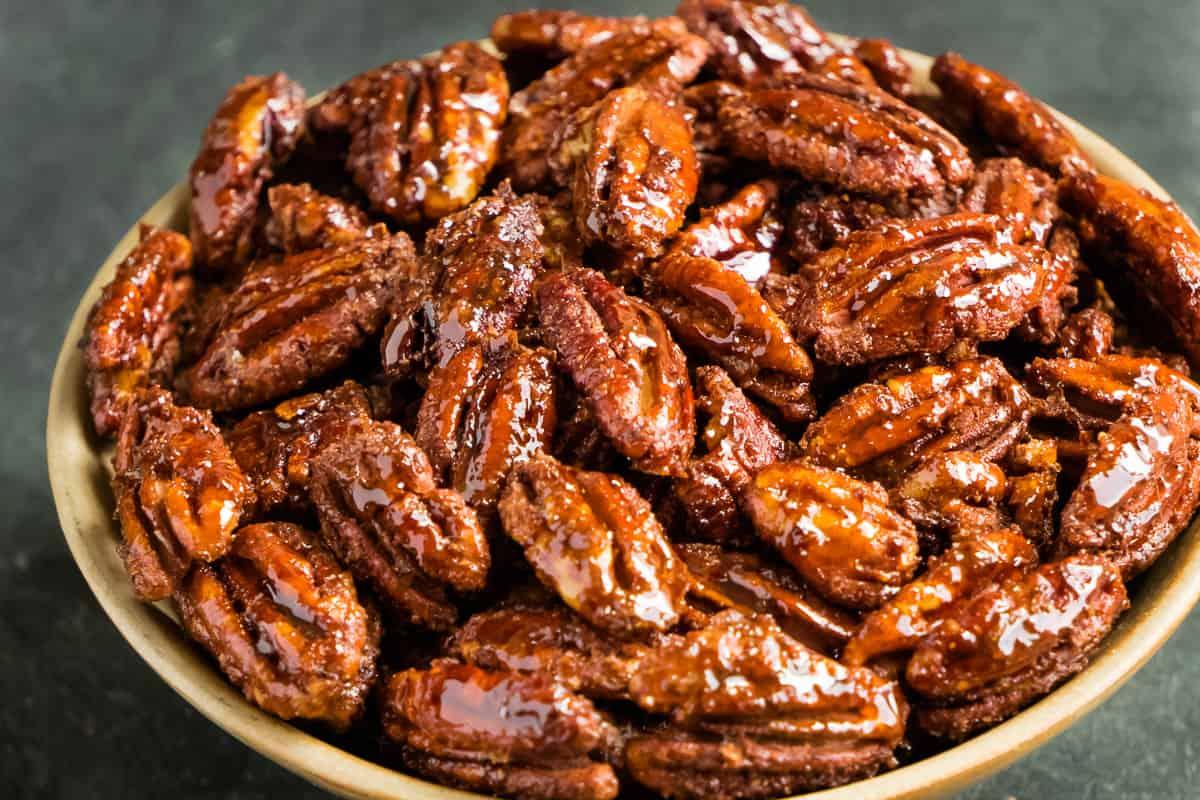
[224,380,373,515]
[536,269,694,475]
[173,522,381,730]
[309,420,490,630]
[931,52,1091,176]
[83,225,192,437]
[716,74,973,201]
[1061,169,1200,368]
[112,387,252,601]
[309,42,508,225]
[782,189,904,265]
[891,451,1009,533]
[908,554,1127,739]
[743,462,921,610]
[668,179,787,285]
[382,662,620,800]
[1056,307,1115,360]
[491,10,636,59]
[852,38,914,98]
[263,183,370,253]
[535,191,586,271]
[550,87,698,259]
[961,157,1058,245]
[189,73,305,275]
[382,183,543,378]
[182,232,416,411]
[416,336,557,516]
[499,454,690,637]
[802,357,1031,485]
[1003,438,1062,550]
[500,18,709,190]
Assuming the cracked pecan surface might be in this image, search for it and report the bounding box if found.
[263,182,371,253]
[668,179,787,285]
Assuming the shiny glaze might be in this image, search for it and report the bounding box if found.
[491,10,634,58]
[264,183,370,253]
[669,180,787,286]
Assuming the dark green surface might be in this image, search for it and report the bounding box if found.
[4,1,1199,797]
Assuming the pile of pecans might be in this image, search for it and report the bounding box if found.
[80,3,1200,799]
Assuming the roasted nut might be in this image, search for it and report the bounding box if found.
[112,387,252,600]
[960,157,1058,245]
[182,232,416,411]
[550,87,698,259]
[931,52,1091,176]
[667,179,787,285]
[782,188,909,265]
[309,42,508,224]
[743,461,921,610]
[908,554,1127,740]
[381,183,543,377]
[383,662,620,800]
[416,335,557,516]
[82,225,192,437]
[263,183,370,253]
[852,38,914,98]
[536,269,694,475]
[499,454,690,637]
[173,522,381,730]
[224,380,373,515]
[491,10,638,59]
[309,420,490,630]
[189,73,305,274]
[1055,308,1115,360]
[891,451,1009,533]
[1003,438,1062,550]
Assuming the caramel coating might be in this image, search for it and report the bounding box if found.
[782,189,903,266]
[189,73,304,274]
[852,38,914,98]
[668,179,787,285]
[264,183,370,253]
[83,225,192,437]
[961,157,1058,245]
[491,10,639,59]
[174,522,381,730]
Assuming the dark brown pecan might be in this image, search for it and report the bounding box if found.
[181,232,415,411]
[1003,438,1062,550]
[381,183,543,378]
[961,157,1058,245]
[173,522,380,731]
[908,554,1127,740]
[491,10,639,59]
[263,182,370,253]
[668,179,788,285]
[550,87,698,259]
[189,73,305,274]
[415,335,556,517]
[891,451,1009,534]
[309,420,490,630]
[82,225,192,437]
[716,74,973,201]
[1055,308,1115,360]
[536,269,694,475]
[499,454,690,637]
[743,461,921,610]
[499,18,709,191]
[224,380,373,515]
[931,52,1091,176]
[783,189,903,266]
[852,38,914,98]
[112,387,252,601]
[309,42,508,224]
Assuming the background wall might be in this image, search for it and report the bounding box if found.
[4,1,1200,797]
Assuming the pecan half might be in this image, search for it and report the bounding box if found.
[852,38,913,98]
[491,10,639,59]
[173,522,381,730]
[499,454,690,637]
[189,73,305,274]
[82,225,192,437]
[1055,308,1115,361]
[309,420,490,630]
[783,189,904,266]
[112,387,252,600]
[667,179,787,285]
[1004,438,1062,550]
[536,269,694,475]
[263,183,370,253]
[960,157,1058,245]
[891,451,1009,534]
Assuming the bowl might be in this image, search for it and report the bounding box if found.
[46,39,1200,800]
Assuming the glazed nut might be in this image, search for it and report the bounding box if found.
[264,183,371,253]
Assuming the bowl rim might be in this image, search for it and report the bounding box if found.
[46,41,1200,800]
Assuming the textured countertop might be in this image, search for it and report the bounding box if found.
[5,1,1200,797]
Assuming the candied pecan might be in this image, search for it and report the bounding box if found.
[491,10,638,59]
[961,157,1058,245]
[536,191,586,271]
[381,184,543,377]
[263,183,370,253]
[783,189,901,265]
[673,366,791,543]
[173,522,380,730]
[801,357,1032,485]
[550,87,698,259]
[415,335,556,516]
[743,462,920,610]
[1056,308,1115,360]
[716,74,973,201]
[1003,438,1061,550]
[499,454,690,637]
[189,73,304,274]
[309,42,508,224]
[309,420,490,630]
[891,451,1009,533]
[931,52,1091,176]
[112,387,252,600]
[908,554,1127,739]
[646,251,814,421]
[536,269,694,475]
[1060,170,1200,368]
[499,19,709,190]
[676,0,873,86]
[224,380,373,515]
[785,213,1058,365]
[852,38,913,98]
[1017,225,1080,345]
[382,662,620,800]
[82,225,192,437]
[182,232,415,411]
[667,180,787,285]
